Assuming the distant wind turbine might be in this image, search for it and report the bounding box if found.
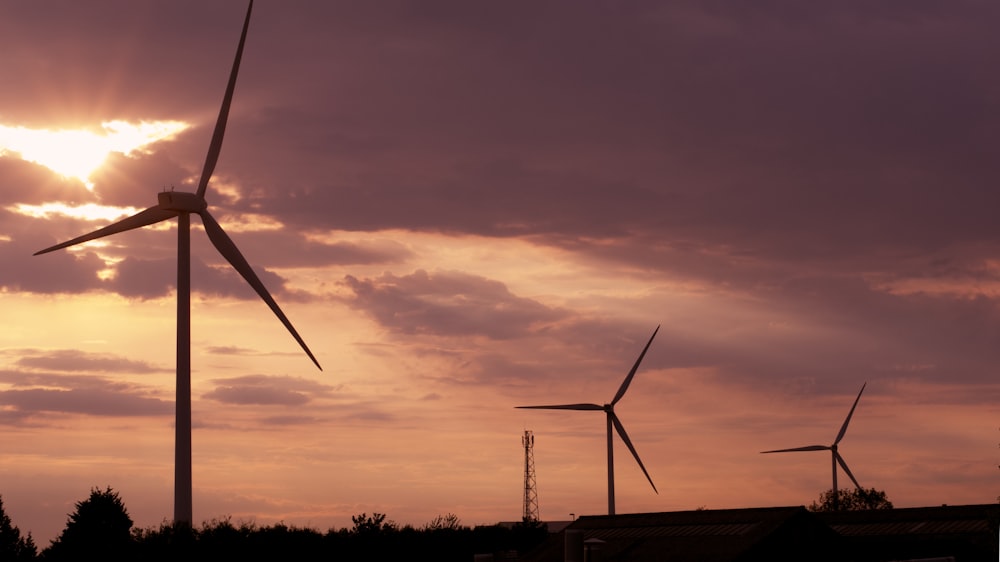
[34,0,321,526]
[517,326,660,516]
[760,382,867,510]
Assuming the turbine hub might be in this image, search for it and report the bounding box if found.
[158,191,207,212]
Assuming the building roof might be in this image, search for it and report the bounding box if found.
[521,506,845,562]
[519,504,1000,562]
[816,503,1000,562]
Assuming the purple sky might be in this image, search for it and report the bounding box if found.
[0,0,997,546]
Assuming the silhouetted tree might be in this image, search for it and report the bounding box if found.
[126,510,553,561]
[0,495,36,561]
[43,487,133,561]
[250,522,325,561]
[130,520,197,561]
[808,487,893,512]
[510,517,549,553]
[350,512,396,534]
[194,517,252,559]
[424,513,464,531]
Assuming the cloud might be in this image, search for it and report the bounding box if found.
[7,0,998,290]
[89,149,192,208]
[203,385,310,406]
[203,374,336,406]
[0,156,88,204]
[1,0,998,543]
[193,227,414,269]
[0,207,107,294]
[3,238,295,301]
[342,269,568,339]
[205,345,258,356]
[0,351,171,423]
[0,387,172,418]
[13,349,165,374]
[259,415,320,426]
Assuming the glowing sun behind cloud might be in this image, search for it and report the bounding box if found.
[0,120,188,188]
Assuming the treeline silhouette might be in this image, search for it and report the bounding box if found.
[0,488,548,561]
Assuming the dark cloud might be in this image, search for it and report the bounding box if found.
[207,0,1000,262]
[90,149,192,207]
[4,1,998,402]
[197,227,413,269]
[342,269,568,339]
[3,230,293,300]
[7,1,999,277]
[0,207,106,294]
[112,254,292,300]
[0,156,87,204]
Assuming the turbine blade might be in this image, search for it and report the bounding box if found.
[196,0,254,199]
[835,451,862,489]
[516,403,604,411]
[760,445,830,454]
[198,210,321,370]
[834,382,867,445]
[611,325,660,406]
[610,412,657,493]
[34,207,178,255]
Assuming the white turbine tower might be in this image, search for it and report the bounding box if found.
[34,0,321,526]
[760,382,867,510]
[517,326,660,516]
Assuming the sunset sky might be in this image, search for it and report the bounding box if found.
[1,0,998,546]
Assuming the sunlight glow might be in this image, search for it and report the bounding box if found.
[0,120,189,188]
[12,202,143,222]
[216,213,284,233]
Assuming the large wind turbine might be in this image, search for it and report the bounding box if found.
[34,0,320,526]
[517,326,660,516]
[760,382,867,510]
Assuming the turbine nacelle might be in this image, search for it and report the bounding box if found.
[158,191,207,213]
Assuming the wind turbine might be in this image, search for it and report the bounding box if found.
[517,326,660,516]
[34,0,321,526]
[760,382,867,511]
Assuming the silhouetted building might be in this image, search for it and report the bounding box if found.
[519,504,1000,562]
[817,503,1000,562]
[520,506,845,562]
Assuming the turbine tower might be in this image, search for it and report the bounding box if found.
[522,430,540,522]
[34,0,321,526]
[517,325,660,516]
[760,382,867,511]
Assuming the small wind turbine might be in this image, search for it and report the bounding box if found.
[517,326,660,516]
[34,0,320,526]
[760,382,867,510]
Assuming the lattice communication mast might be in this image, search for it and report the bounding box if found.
[522,430,540,522]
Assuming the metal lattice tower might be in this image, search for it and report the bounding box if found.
[522,430,540,522]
